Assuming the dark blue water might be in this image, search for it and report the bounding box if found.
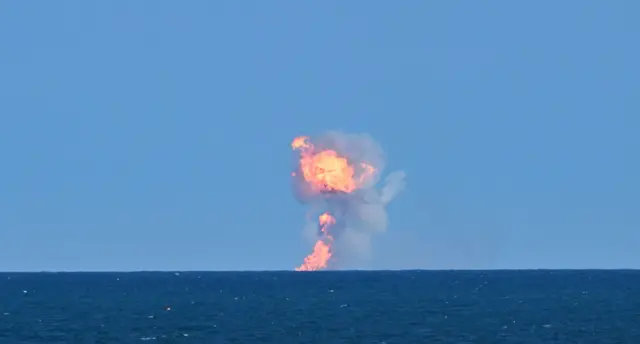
[1,270,639,343]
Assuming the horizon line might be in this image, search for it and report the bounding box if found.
[1,268,639,273]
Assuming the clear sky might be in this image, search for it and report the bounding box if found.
[1,2,637,271]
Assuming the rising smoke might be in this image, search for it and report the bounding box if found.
[291,131,406,271]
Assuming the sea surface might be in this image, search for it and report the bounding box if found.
[0,270,639,343]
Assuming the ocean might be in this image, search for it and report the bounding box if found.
[0,270,638,343]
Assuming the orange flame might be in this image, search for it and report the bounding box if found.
[318,212,335,228]
[291,136,311,150]
[292,135,376,271]
[291,136,375,194]
[295,240,332,271]
[295,212,335,271]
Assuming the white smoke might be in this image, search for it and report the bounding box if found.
[292,130,406,269]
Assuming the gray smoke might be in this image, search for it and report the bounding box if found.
[292,130,406,269]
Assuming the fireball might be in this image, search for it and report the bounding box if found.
[292,136,375,271]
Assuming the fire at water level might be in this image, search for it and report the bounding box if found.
[295,213,335,271]
[291,136,376,271]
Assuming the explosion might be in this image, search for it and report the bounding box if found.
[291,131,406,271]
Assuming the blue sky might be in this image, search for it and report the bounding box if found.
[0,2,637,271]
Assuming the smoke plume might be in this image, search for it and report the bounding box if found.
[290,131,406,271]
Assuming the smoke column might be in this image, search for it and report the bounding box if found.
[290,131,406,271]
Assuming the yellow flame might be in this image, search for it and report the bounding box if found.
[292,135,376,271]
[295,212,336,271]
[292,136,375,194]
